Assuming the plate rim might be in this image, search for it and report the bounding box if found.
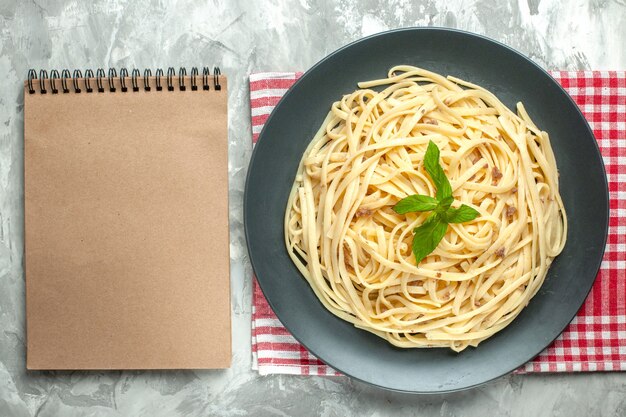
[244,26,609,394]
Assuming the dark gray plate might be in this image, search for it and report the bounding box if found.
[244,28,608,393]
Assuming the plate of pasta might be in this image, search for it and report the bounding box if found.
[245,28,608,393]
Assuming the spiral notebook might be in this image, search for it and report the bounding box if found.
[24,67,230,370]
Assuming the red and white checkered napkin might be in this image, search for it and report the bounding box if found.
[249,71,626,375]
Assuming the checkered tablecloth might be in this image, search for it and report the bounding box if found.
[250,71,626,375]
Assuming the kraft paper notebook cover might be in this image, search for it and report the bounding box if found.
[24,67,230,370]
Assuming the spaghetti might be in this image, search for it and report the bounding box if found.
[284,66,567,351]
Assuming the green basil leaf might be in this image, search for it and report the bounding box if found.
[412,214,449,264]
[444,204,480,223]
[393,142,481,266]
[393,194,440,214]
[438,196,454,210]
[424,140,452,200]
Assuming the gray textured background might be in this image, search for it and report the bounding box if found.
[1,0,625,416]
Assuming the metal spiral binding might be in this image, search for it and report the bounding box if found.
[84,69,94,92]
[27,67,222,94]
[202,67,210,90]
[96,69,105,92]
[155,68,163,91]
[49,70,59,94]
[73,70,82,93]
[131,69,140,92]
[119,68,128,92]
[213,67,221,91]
[143,69,152,91]
[179,67,187,91]
[108,68,117,92]
[27,69,37,94]
[167,67,175,91]
[39,70,48,94]
[61,69,71,93]
[190,67,199,91]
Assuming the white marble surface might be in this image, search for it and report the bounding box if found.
[1,0,625,416]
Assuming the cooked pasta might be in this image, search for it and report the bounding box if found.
[284,66,567,351]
